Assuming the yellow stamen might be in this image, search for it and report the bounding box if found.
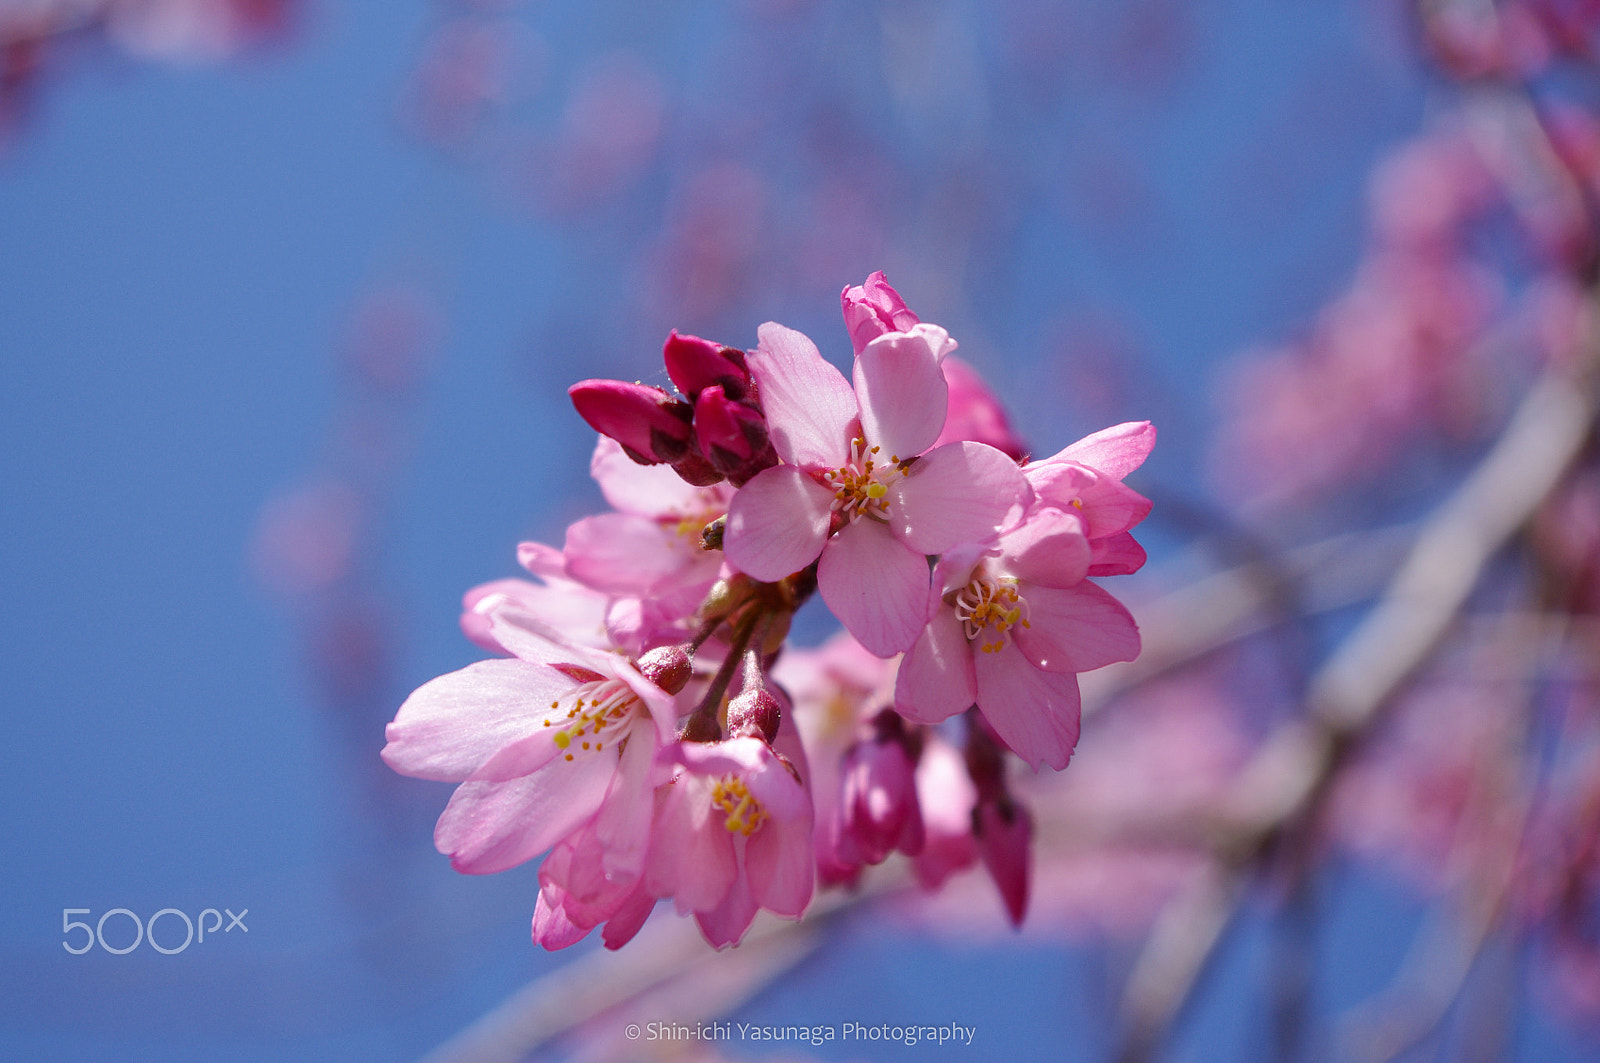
[711,776,768,836]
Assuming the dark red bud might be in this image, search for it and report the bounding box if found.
[726,687,781,744]
[569,379,693,464]
[662,330,749,401]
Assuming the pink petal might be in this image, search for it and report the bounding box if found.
[1088,531,1147,576]
[647,773,738,914]
[818,519,931,657]
[724,464,835,581]
[1075,477,1152,538]
[600,885,657,950]
[1012,580,1141,673]
[532,890,590,950]
[469,726,569,783]
[590,435,717,518]
[853,324,954,460]
[591,722,661,879]
[382,658,572,781]
[435,753,616,874]
[1029,461,1151,537]
[518,540,568,578]
[935,355,1028,460]
[841,271,920,354]
[464,575,612,652]
[668,734,770,776]
[976,799,1032,926]
[746,322,856,468]
[1055,421,1156,479]
[996,506,1091,589]
[482,606,605,670]
[972,640,1082,771]
[564,512,698,595]
[460,578,543,654]
[889,441,1030,555]
[895,609,978,724]
[694,872,760,949]
[744,772,815,917]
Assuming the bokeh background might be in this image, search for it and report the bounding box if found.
[5,0,1600,1060]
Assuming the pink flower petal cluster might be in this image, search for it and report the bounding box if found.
[385,270,1152,947]
[895,423,1153,771]
[383,607,677,879]
[725,321,1029,656]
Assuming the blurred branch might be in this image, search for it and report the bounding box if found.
[418,887,870,1063]
[1110,356,1599,1063]
[1337,613,1568,1063]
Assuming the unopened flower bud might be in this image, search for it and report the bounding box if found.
[726,687,781,744]
[698,575,752,629]
[662,330,749,401]
[974,796,1031,927]
[569,379,694,464]
[695,386,768,464]
[836,713,925,866]
[636,644,692,694]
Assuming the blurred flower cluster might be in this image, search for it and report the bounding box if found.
[383,273,1153,949]
[0,0,294,147]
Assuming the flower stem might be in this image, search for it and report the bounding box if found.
[682,605,764,742]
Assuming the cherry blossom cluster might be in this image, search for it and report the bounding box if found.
[383,273,1152,949]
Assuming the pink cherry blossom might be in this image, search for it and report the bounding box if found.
[724,321,1031,656]
[1024,421,1156,576]
[382,604,677,878]
[645,735,815,948]
[895,506,1141,771]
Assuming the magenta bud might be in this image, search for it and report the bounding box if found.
[636,645,692,695]
[841,270,921,355]
[663,330,749,401]
[726,687,781,744]
[975,797,1031,927]
[569,379,694,464]
[836,730,925,866]
[696,385,770,461]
